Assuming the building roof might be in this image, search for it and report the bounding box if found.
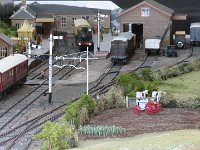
[112,0,200,16]
[10,6,36,19]
[0,54,28,73]
[0,33,13,46]
[28,3,110,16]
[10,3,110,20]
[120,0,174,17]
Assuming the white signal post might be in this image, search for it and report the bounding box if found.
[97,9,100,51]
[48,33,63,104]
[53,47,97,95]
[86,47,89,94]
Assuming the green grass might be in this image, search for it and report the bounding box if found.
[71,129,200,150]
[158,71,200,100]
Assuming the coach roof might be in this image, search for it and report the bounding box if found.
[0,54,28,73]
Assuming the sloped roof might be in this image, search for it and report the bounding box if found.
[10,6,36,19]
[0,33,13,46]
[17,19,35,32]
[120,0,174,17]
[0,54,28,73]
[29,4,110,15]
[112,0,200,16]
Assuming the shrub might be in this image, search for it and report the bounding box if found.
[64,94,96,127]
[103,86,125,109]
[140,68,153,81]
[80,106,89,125]
[144,81,159,96]
[33,121,76,149]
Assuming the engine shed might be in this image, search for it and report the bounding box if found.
[119,0,173,49]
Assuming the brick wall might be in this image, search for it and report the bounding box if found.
[120,3,171,48]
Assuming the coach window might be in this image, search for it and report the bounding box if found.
[61,17,67,28]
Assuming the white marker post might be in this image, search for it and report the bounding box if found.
[28,39,31,58]
[97,9,100,51]
[49,33,53,104]
[48,34,63,104]
[86,47,89,95]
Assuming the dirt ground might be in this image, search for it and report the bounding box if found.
[81,108,200,140]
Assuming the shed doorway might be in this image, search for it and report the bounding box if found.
[132,24,143,48]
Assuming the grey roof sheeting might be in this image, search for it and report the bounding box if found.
[10,7,36,19]
[28,3,110,15]
[0,33,13,46]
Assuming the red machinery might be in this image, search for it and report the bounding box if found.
[133,91,161,115]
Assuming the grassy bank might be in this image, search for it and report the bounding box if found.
[158,71,200,100]
[71,129,200,150]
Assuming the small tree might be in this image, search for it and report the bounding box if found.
[33,121,75,150]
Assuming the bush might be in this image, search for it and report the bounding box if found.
[64,94,96,127]
[80,106,89,125]
[140,68,153,81]
[144,81,159,96]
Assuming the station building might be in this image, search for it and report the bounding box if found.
[10,0,110,37]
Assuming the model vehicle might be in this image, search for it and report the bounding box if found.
[133,91,161,115]
[175,31,186,49]
[163,45,177,57]
[145,37,161,55]
[190,22,200,46]
[110,32,136,62]
[73,19,94,51]
[0,54,28,98]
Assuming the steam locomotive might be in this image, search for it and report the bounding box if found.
[73,19,94,51]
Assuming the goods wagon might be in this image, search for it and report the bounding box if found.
[0,54,28,98]
[73,19,94,51]
[110,32,136,62]
[190,22,200,46]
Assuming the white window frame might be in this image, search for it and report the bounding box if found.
[72,17,76,24]
[16,23,20,29]
[61,17,67,28]
[0,47,7,57]
[141,8,150,17]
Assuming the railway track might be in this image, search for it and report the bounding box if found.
[1,45,199,149]
[0,39,84,149]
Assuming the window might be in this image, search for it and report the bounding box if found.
[72,17,76,24]
[61,17,67,28]
[82,16,89,20]
[16,23,20,29]
[141,8,150,17]
[0,47,7,57]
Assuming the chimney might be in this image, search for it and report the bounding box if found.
[21,0,27,7]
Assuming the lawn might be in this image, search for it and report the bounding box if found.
[72,129,200,150]
[158,71,200,100]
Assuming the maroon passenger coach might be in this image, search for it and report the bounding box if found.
[0,54,28,98]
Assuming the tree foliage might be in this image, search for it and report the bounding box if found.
[33,121,75,150]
